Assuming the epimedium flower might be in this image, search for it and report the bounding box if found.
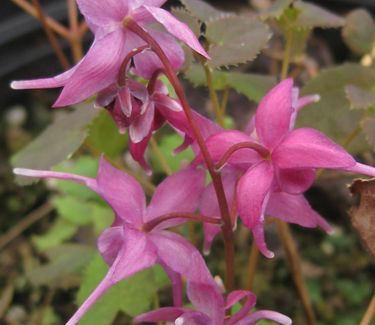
[134,282,292,325]
[14,157,219,325]
[11,0,208,107]
[200,78,375,258]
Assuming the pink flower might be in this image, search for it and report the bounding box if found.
[134,282,292,325]
[200,79,375,257]
[14,157,217,325]
[11,0,208,107]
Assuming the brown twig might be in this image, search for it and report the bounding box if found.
[276,220,316,325]
[11,0,69,39]
[67,0,83,62]
[360,293,375,325]
[245,241,259,291]
[0,202,54,251]
[32,0,71,69]
[0,283,15,319]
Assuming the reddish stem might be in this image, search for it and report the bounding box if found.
[142,213,221,233]
[215,142,269,171]
[127,21,235,291]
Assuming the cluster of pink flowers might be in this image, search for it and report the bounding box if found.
[12,0,375,324]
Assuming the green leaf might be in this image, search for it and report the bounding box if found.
[184,64,276,102]
[89,204,114,235]
[361,117,375,149]
[342,9,375,56]
[150,134,194,173]
[77,254,169,325]
[53,156,99,201]
[11,106,99,185]
[345,85,375,110]
[32,219,77,251]
[258,0,293,19]
[205,16,271,68]
[292,1,345,29]
[53,196,93,226]
[298,64,375,153]
[179,0,230,23]
[27,244,94,286]
[86,111,128,159]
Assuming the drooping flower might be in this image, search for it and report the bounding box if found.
[14,157,218,325]
[11,0,208,107]
[134,282,292,325]
[200,78,375,257]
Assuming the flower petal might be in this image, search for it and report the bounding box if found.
[273,128,356,169]
[97,226,123,265]
[129,101,155,143]
[149,231,215,284]
[146,168,206,225]
[129,131,153,174]
[266,192,332,232]
[96,156,146,226]
[159,261,183,307]
[226,290,257,325]
[255,79,293,149]
[134,307,187,323]
[344,162,375,177]
[237,161,274,258]
[142,6,209,58]
[153,93,182,112]
[54,30,126,107]
[276,168,316,194]
[66,227,157,325]
[237,310,292,325]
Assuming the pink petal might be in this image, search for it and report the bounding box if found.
[276,168,315,194]
[142,6,209,58]
[11,64,78,90]
[186,282,225,323]
[153,93,182,112]
[96,84,119,107]
[226,290,257,325]
[54,30,126,107]
[200,172,238,255]
[237,310,292,325]
[129,101,155,143]
[77,0,129,25]
[134,307,187,323]
[144,0,168,6]
[159,262,183,307]
[237,162,274,258]
[344,162,375,177]
[149,231,215,284]
[266,192,332,233]
[255,79,293,149]
[129,131,153,174]
[97,226,123,265]
[66,227,157,325]
[96,156,146,226]
[273,128,356,169]
[118,86,133,117]
[134,29,184,78]
[108,99,127,134]
[145,168,205,225]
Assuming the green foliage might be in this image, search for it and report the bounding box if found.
[86,111,128,159]
[11,106,99,185]
[345,85,375,110]
[77,254,169,325]
[185,64,276,102]
[342,9,375,56]
[298,64,375,153]
[258,0,293,19]
[179,0,229,23]
[171,7,200,36]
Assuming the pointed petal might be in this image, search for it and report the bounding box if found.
[129,131,153,174]
[108,99,127,134]
[96,156,146,225]
[226,290,256,325]
[276,168,315,194]
[77,0,129,25]
[186,282,225,323]
[66,227,157,325]
[142,6,209,58]
[144,0,168,6]
[344,162,375,177]
[134,29,184,78]
[255,79,293,149]
[266,192,332,232]
[146,168,206,225]
[159,261,183,307]
[54,30,126,107]
[97,226,123,265]
[134,307,187,323]
[238,310,292,325]
[11,64,78,90]
[273,128,356,169]
[150,231,214,284]
[129,101,155,143]
[153,93,182,112]
[252,223,274,259]
[96,84,119,107]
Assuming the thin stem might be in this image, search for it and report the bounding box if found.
[245,241,259,291]
[11,0,70,39]
[127,21,235,291]
[150,137,173,176]
[360,293,375,325]
[32,0,71,69]
[221,86,230,117]
[280,29,293,80]
[203,64,225,127]
[276,220,316,325]
[143,213,221,233]
[342,125,362,148]
[67,0,83,62]
[215,142,270,171]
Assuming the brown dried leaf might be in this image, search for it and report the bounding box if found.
[349,178,375,261]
